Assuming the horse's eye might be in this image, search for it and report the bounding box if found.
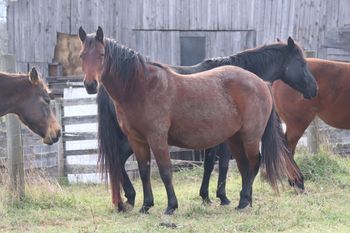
[100,53,105,57]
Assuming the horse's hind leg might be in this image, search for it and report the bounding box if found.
[199,148,216,204]
[120,145,136,207]
[216,146,231,205]
[227,135,260,209]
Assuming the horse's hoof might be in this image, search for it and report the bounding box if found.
[294,186,307,195]
[139,206,151,214]
[288,179,295,187]
[117,203,126,212]
[202,197,212,205]
[123,202,134,212]
[235,204,251,211]
[164,207,176,215]
[220,197,231,206]
[235,200,251,211]
[126,199,135,207]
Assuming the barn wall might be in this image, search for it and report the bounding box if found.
[7,0,350,73]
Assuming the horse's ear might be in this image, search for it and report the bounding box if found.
[96,26,104,42]
[79,26,86,42]
[288,36,295,50]
[276,38,281,42]
[29,67,39,84]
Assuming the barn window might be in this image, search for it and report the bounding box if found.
[180,36,206,66]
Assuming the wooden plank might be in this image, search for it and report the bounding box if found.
[63,115,97,125]
[55,99,65,178]
[47,75,83,82]
[0,157,6,167]
[66,159,203,174]
[28,152,58,161]
[7,2,15,54]
[65,164,97,174]
[65,149,98,156]
[63,132,97,141]
[1,54,25,200]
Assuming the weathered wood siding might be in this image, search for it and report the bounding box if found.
[8,0,350,72]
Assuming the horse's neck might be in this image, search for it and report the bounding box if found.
[173,51,285,82]
[231,51,285,82]
[101,73,143,107]
[0,77,23,116]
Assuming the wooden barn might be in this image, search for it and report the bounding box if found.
[2,0,350,181]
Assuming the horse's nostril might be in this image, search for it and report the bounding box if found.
[57,129,62,138]
[52,137,59,143]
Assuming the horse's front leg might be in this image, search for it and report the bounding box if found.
[128,139,154,214]
[149,138,178,215]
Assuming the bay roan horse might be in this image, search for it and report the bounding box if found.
[92,37,317,208]
[79,27,301,215]
[273,57,350,174]
[0,68,61,145]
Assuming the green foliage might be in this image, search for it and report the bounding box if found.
[296,150,350,184]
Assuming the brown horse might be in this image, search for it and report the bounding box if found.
[0,68,61,145]
[79,27,301,215]
[273,58,350,189]
[92,37,317,209]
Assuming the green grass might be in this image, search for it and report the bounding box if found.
[1,151,350,233]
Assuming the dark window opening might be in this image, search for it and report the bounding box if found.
[180,36,206,66]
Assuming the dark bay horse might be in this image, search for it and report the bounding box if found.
[79,27,301,215]
[92,36,317,207]
[273,57,350,176]
[0,68,61,144]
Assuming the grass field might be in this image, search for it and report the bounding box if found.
[1,150,350,233]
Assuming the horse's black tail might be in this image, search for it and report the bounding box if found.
[97,86,123,208]
[260,104,301,192]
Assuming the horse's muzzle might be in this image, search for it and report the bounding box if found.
[84,80,98,94]
[43,128,61,145]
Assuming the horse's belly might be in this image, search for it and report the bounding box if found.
[319,108,350,129]
[318,89,350,129]
[168,110,241,149]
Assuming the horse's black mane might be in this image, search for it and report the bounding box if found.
[148,62,166,68]
[102,38,147,84]
[171,42,304,81]
[208,43,288,69]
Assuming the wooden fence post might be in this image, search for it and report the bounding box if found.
[0,54,25,200]
[55,98,66,180]
[305,51,319,154]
